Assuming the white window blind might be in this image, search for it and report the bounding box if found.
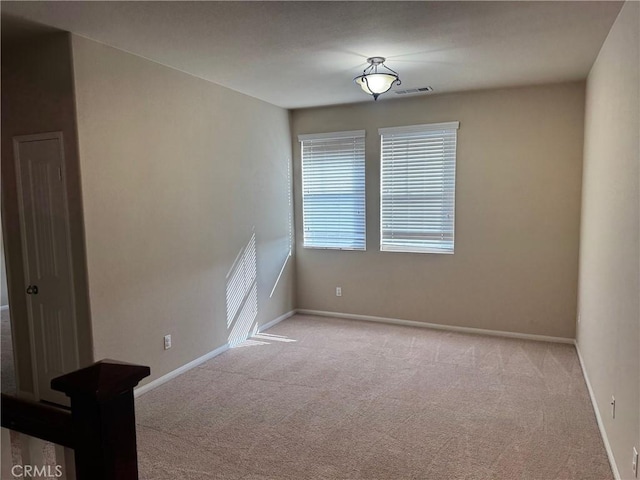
[379,122,459,254]
[299,130,366,250]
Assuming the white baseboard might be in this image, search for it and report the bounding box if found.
[134,309,297,398]
[295,309,575,344]
[258,309,296,333]
[0,305,8,312]
[134,343,229,398]
[574,341,621,480]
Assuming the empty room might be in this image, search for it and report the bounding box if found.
[0,1,638,479]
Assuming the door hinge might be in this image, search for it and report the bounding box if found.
[58,167,62,181]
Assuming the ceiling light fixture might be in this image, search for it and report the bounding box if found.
[354,57,401,101]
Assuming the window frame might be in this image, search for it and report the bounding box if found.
[299,130,367,251]
[379,121,459,255]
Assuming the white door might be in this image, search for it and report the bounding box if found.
[14,132,79,405]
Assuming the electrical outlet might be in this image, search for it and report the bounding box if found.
[632,447,638,477]
[611,396,615,419]
[164,334,172,350]
[336,287,342,297]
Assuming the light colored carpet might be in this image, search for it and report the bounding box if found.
[135,314,612,480]
[1,307,16,394]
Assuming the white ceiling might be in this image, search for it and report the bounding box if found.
[1,1,623,109]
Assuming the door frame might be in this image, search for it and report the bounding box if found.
[13,131,80,402]
[0,216,27,398]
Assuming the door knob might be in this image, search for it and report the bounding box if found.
[26,285,39,295]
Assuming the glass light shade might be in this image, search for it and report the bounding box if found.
[356,73,397,95]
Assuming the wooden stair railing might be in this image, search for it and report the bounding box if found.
[1,360,150,480]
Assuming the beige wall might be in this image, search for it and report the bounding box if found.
[292,82,585,339]
[1,31,94,395]
[577,2,639,478]
[71,36,295,385]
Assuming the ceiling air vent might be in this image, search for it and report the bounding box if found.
[394,86,434,95]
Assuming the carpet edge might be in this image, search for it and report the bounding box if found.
[134,309,296,398]
[575,341,621,480]
[295,309,575,344]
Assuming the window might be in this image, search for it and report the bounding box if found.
[299,130,366,250]
[379,122,459,254]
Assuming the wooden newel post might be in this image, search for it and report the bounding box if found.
[51,360,150,480]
